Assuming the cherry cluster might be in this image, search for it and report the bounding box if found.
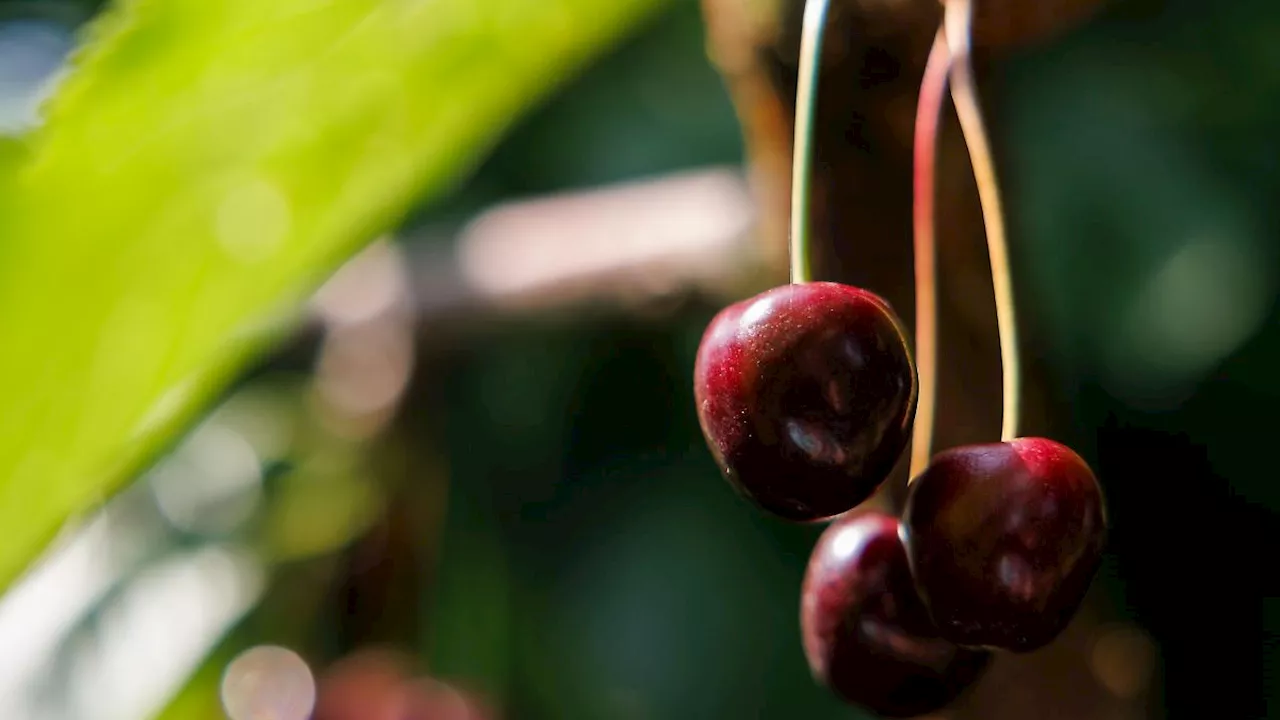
[690,0,1107,716]
[693,280,1107,717]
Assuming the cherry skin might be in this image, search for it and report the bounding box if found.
[801,510,992,717]
[902,437,1108,652]
[693,282,917,521]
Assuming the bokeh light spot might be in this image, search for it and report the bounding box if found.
[216,177,292,263]
[221,645,316,720]
[1106,235,1273,405]
[149,422,263,536]
[1090,624,1157,699]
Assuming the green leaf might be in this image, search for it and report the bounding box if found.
[0,0,669,591]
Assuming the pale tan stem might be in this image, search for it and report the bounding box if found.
[908,31,952,479]
[789,0,832,284]
[945,0,1022,442]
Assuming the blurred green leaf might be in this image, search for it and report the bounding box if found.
[264,448,384,563]
[153,651,228,720]
[0,0,669,592]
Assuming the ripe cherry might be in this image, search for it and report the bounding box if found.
[693,282,917,521]
[902,437,1107,652]
[801,510,992,717]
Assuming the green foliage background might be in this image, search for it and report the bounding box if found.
[0,0,668,593]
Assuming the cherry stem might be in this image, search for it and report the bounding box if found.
[944,0,1022,442]
[908,30,952,480]
[789,0,831,284]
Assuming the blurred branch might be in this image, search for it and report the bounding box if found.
[303,167,765,338]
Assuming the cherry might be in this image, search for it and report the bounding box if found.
[902,437,1107,652]
[801,510,992,717]
[693,281,917,521]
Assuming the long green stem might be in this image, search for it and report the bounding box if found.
[908,31,952,480]
[789,0,832,284]
[945,0,1022,441]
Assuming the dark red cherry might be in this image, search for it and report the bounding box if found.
[693,282,917,521]
[902,437,1108,652]
[801,511,992,717]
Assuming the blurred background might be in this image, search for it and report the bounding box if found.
[0,0,1279,718]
